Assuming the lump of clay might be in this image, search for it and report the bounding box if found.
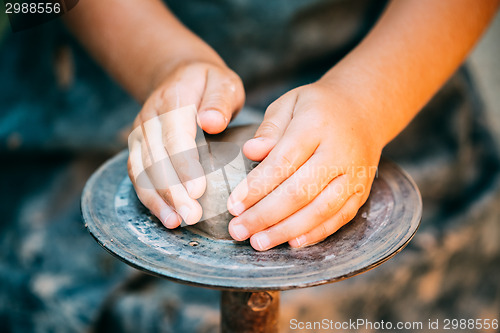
[187,124,259,240]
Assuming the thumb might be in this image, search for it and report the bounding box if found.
[243,95,295,161]
[198,68,245,134]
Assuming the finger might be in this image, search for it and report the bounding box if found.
[158,104,206,199]
[198,68,244,134]
[228,155,340,241]
[227,118,318,217]
[242,94,295,162]
[141,114,203,225]
[246,175,352,250]
[145,75,208,199]
[136,65,207,199]
[288,193,364,248]
[127,151,181,229]
[133,184,182,229]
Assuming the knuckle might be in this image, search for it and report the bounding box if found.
[313,203,332,221]
[257,121,280,137]
[326,197,337,212]
[158,86,170,103]
[275,151,293,168]
[318,223,330,240]
[277,227,293,243]
[204,94,231,113]
[249,212,269,231]
[171,155,190,171]
[338,210,348,223]
[232,75,244,91]
[266,96,288,113]
[148,88,169,115]
[285,183,308,205]
[162,133,195,156]
[156,189,174,206]
[228,73,244,91]
[229,78,245,106]
[339,208,356,224]
[162,130,183,150]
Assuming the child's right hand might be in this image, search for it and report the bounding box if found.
[127,61,245,228]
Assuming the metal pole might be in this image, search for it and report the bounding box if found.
[220,290,280,333]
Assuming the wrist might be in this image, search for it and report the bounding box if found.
[317,65,405,150]
[147,46,226,99]
[315,77,388,151]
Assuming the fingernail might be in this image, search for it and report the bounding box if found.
[178,205,191,224]
[292,235,307,248]
[200,110,226,126]
[228,200,245,216]
[252,233,271,251]
[230,223,249,240]
[160,208,177,229]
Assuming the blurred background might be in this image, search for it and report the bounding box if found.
[0,2,499,332]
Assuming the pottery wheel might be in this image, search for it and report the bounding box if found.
[81,125,422,291]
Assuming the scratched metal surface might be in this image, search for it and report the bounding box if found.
[81,143,421,292]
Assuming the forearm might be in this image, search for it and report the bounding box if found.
[320,0,500,147]
[65,0,224,102]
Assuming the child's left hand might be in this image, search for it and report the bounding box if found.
[227,82,383,251]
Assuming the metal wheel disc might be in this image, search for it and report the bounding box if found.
[82,127,421,291]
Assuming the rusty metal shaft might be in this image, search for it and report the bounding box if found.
[221,291,280,333]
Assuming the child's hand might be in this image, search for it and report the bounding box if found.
[227,82,383,251]
[128,61,244,228]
